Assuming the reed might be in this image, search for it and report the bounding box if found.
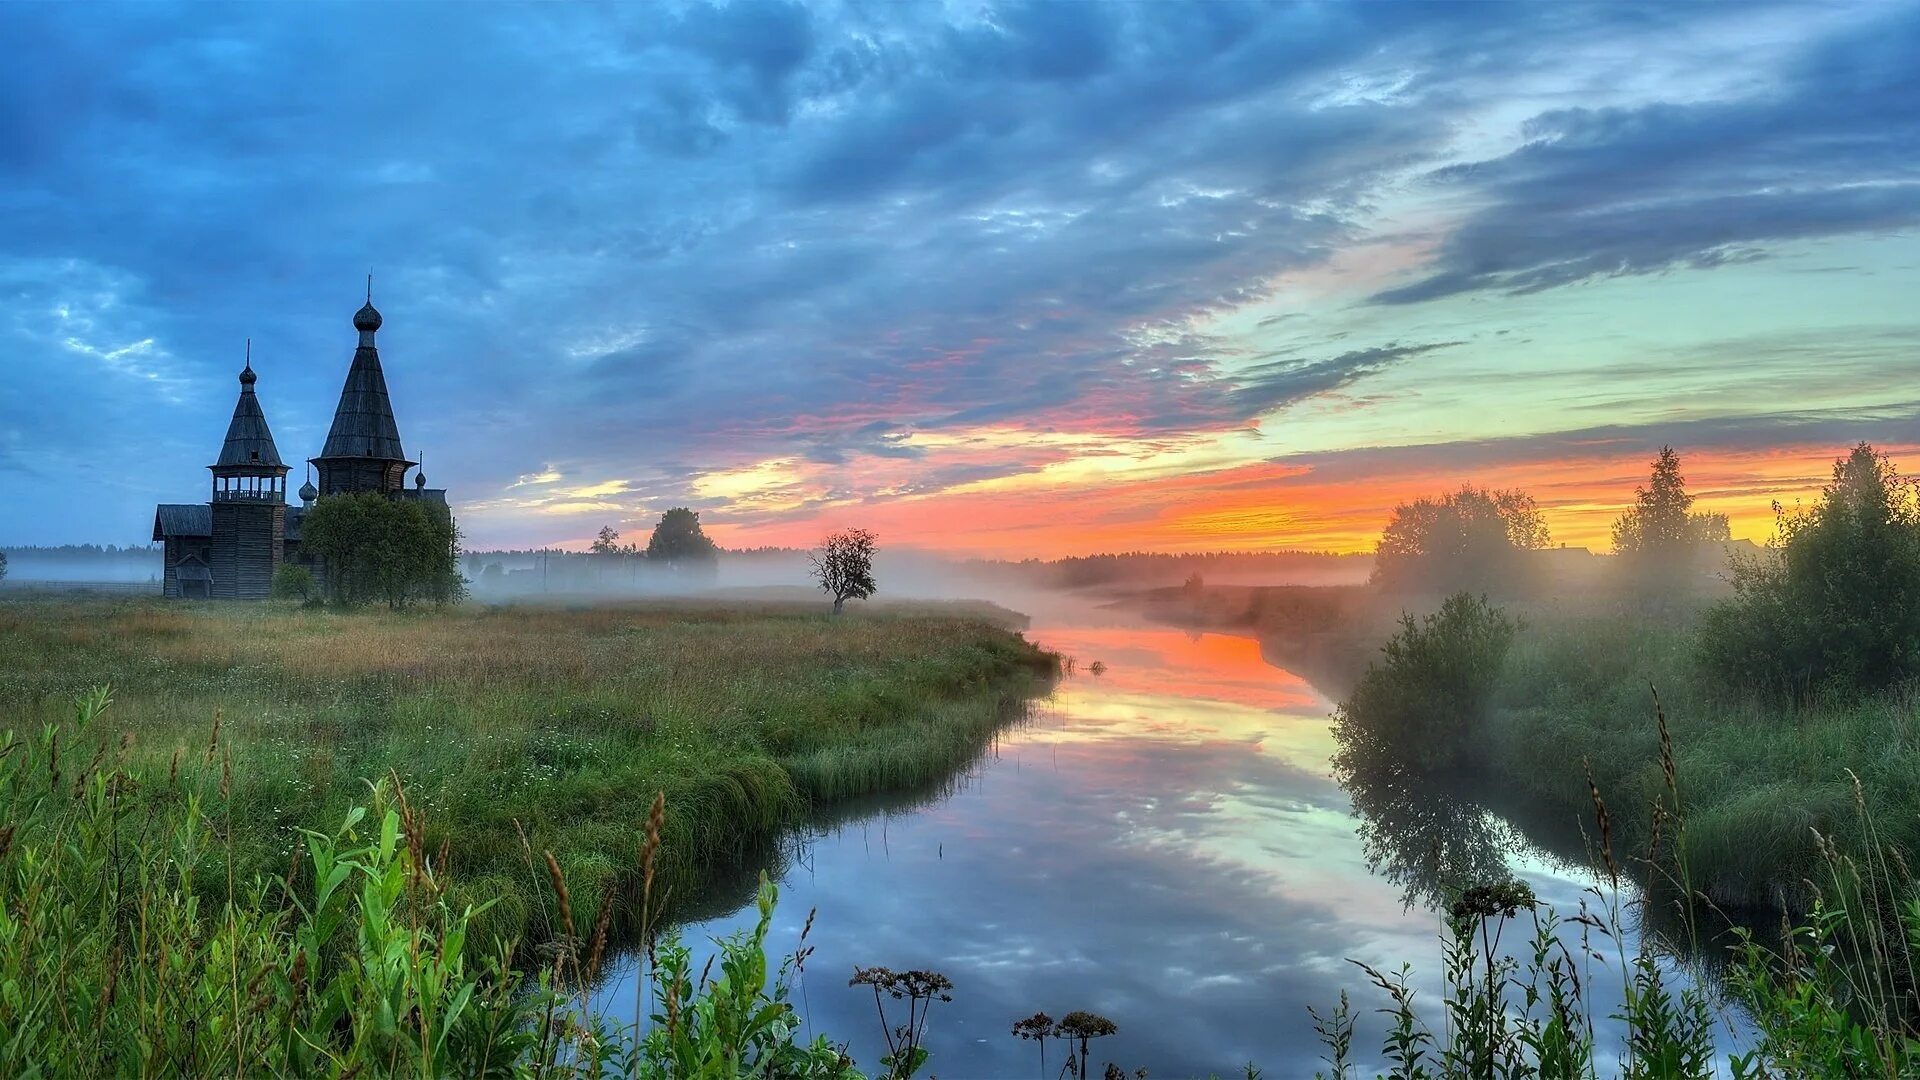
[0,686,865,1076]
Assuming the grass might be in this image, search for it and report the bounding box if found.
[1485,608,1920,910]
[0,596,1058,951]
[1313,581,1920,911]
[1327,634,1920,1076]
[0,688,863,1076]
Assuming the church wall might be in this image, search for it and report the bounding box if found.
[162,537,212,600]
[318,460,403,496]
[210,503,285,600]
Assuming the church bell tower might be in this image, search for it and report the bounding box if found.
[208,349,288,599]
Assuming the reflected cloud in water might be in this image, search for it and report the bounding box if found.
[596,619,1735,1074]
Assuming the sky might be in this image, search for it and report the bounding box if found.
[2,0,1917,557]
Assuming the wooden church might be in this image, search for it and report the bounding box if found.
[152,292,447,599]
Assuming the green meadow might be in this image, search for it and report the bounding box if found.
[0,596,1058,949]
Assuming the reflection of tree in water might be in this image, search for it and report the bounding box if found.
[1336,733,1774,992]
[1338,754,1528,911]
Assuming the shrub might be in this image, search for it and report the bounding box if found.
[1699,443,1920,697]
[269,562,314,602]
[1332,592,1517,774]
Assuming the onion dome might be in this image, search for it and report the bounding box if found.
[239,362,257,387]
[353,301,383,333]
[415,470,427,489]
[299,479,318,503]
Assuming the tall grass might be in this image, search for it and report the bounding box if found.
[0,597,1058,951]
[1335,589,1920,911]
[1491,612,1920,910]
[0,686,871,1076]
[1321,693,1920,1078]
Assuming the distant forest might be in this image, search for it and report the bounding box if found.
[0,545,163,582]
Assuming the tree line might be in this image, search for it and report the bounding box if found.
[1371,440,1920,696]
[1371,443,1731,595]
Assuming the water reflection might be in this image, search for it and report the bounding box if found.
[594,614,1736,1075]
[1340,757,1532,912]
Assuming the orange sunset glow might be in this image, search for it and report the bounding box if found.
[685,440,1905,558]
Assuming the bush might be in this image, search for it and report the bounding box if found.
[1333,592,1517,774]
[1699,443,1920,697]
[269,562,314,602]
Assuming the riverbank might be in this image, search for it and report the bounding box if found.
[1490,610,1920,910]
[0,596,1059,948]
[1123,579,1913,911]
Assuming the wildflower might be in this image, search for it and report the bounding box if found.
[1450,879,1537,921]
[1012,1012,1055,1040]
[1058,1011,1117,1039]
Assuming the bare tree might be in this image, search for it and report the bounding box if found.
[809,528,877,615]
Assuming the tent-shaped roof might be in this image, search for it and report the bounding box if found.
[316,304,408,462]
[214,365,285,469]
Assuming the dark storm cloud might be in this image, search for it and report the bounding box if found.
[1373,4,1920,304]
[0,0,1913,543]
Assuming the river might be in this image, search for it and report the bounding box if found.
[595,599,1739,1076]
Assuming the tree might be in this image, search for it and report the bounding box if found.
[270,563,315,603]
[1333,593,1518,775]
[645,508,719,569]
[300,492,464,609]
[1611,447,1732,583]
[1371,486,1550,594]
[1701,443,1920,695]
[809,528,877,615]
[590,525,622,555]
[0,550,7,583]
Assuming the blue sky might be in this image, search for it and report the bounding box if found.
[2,1,1916,554]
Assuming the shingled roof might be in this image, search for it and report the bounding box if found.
[214,365,285,468]
[317,307,408,462]
[153,504,212,539]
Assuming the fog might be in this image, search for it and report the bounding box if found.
[0,547,163,585]
[459,547,1372,614]
[0,540,1372,616]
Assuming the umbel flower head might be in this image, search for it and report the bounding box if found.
[1450,878,1538,921]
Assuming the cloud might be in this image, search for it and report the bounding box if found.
[0,1,1915,548]
[1229,342,1459,419]
[1373,4,1920,303]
